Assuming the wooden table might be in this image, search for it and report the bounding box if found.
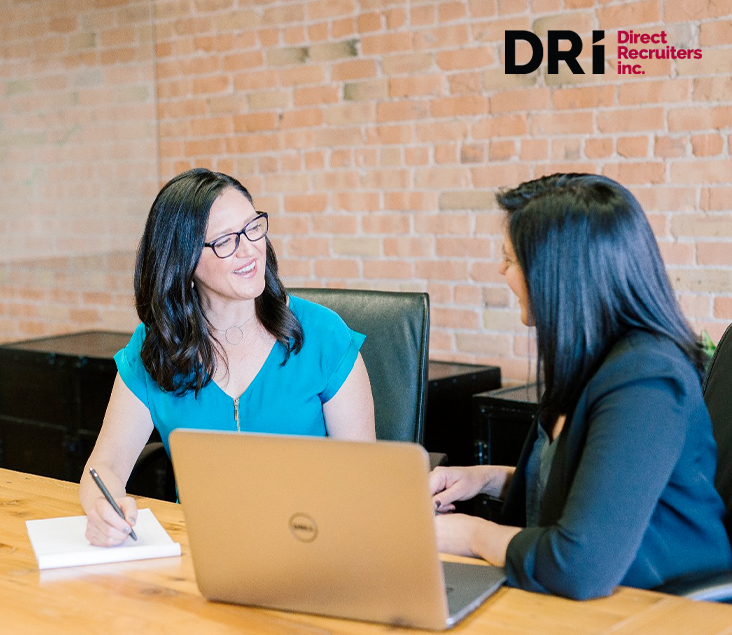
[3,468,732,635]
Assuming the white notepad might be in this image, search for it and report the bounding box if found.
[26,508,182,570]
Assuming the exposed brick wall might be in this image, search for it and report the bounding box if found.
[1,0,158,342]
[0,1,158,260]
[2,0,731,384]
[0,252,138,342]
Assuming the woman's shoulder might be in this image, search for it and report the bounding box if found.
[117,322,146,358]
[608,330,690,365]
[592,330,701,396]
[288,294,348,330]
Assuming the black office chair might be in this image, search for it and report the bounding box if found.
[655,322,732,601]
[291,288,430,445]
[128,288,444,501]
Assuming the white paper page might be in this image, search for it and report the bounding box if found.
[26,508,182,570]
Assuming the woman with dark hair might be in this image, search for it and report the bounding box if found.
[81,168,375,546]
[430,173,731,599]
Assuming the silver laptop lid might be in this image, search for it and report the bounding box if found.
[170,430,451,629]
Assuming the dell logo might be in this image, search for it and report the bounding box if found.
[289,513,318,543]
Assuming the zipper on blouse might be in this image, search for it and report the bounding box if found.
[233,396,241,432]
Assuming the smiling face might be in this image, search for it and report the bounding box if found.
[192,187,267,312]
[498,230,532,327]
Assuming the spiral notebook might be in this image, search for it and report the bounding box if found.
[26,508,181,570]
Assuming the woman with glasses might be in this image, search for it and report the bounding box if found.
[80,168,375,546]
[429,173,731,599]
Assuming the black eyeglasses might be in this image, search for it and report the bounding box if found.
[204,212,268,259]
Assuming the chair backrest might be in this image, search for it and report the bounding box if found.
[290,288,430,444]
[702,322,732,541]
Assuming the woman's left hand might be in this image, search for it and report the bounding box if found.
[434,513,521,567]
[434,513,487,558]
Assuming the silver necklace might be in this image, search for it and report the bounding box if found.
[214,313,256,345]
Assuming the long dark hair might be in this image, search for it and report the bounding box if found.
[134,167,303,395]
[496,173,706,425]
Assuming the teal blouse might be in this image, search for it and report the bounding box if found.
[115,295,365,454]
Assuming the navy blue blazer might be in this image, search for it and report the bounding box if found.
[502,330,732,599]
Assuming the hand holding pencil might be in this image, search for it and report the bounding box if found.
[84,468,139,547]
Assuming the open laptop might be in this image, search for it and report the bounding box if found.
[169,430,506,630]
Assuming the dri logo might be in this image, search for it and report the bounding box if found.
[505,30,605,74]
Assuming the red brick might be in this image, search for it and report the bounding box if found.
[654,136,688,159]
[233,112,278,133]
[314,259,360,278]
[461,143,487,163]
[361,32,413,55]
[490,140,518,161]
[411,4,436,25]
[294,85,339,106]
[532,112,594,135]
[414,24,469,50]
[694,77,732,102]
[658,241,695,266]
[286,237,330,258]
[361,168,409,190]
[552,85,614,110]
[616,136,650,158]
[618,79,691,105]
[385,8,407,30]
[307,22,329,42]
[362,214,411,233]
[714,298,732,321]
[357,12,381,32]
[377,100,430,122]
[691,134,724,157]
[598,0,661,29]
[284,195,328,213]
[332,59,378,81]
[364,260,414,279]
[438,1,468,22]
[308,0,355,20]
[434,144,458,164]
[389,75,443,98]
[381,53,433,75]
[436,237,490,258]
[415,260,468,281]
[598,108,665,133]
[602,162,666,185]
[434,307,480,329]
[436,47,493,71]
[697,242,732,266]
[283,25,304,45]
[702,188,732,212]
[279,65,325,86]
[384,192,438,212]
[665,0,732,21]
[405,147,430,165]
[432,95,489,117]
[414,167,471,189]
[491,88,550,114]
[670,160,732,184]
[332,18,355,39]
[448,72,482,95]
[585,138,613,159]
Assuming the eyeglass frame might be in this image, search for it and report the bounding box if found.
[203,212,269,259]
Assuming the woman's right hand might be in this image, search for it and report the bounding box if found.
[428,465,493,513]
[85,495,139,547]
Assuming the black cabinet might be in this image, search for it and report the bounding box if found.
[0,331,130,481]
[473,383,539,466]
[471,383,539,520]
[424,361,501,466]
